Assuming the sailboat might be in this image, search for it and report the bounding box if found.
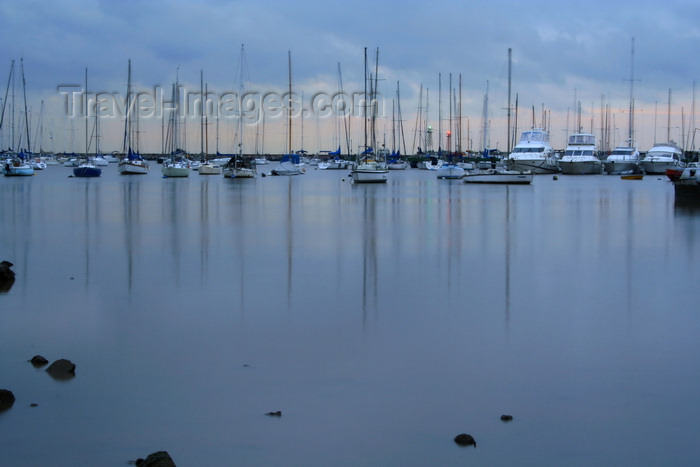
[271,50,304,176]
[161,68,190,177]
[604,38,641,175]
[351,47,388,183]
[73,68,102,178]
[464,51,532,184]
[437,73,465,179]
[197,71,221,175]
[223,45,256,178]
[118,59,149,175]
[2,59,34,176]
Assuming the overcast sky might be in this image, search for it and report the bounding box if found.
[1,0,698,154]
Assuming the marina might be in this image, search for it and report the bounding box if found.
[1,166,699,466]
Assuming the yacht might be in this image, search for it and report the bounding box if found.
[558,133,603,174]
[603,141,640,174]
[507,129,559,174]
[640,142,685,175]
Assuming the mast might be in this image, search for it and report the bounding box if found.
[122,59,131,153]
[84,67,88,159]
[363,47,367,153]
[200,69,204,156]
[287,50,292,154]
[627,37,635,144]
[21,58,30,153]
[667,88,671,143]
[507,48,512,153]
[438,72,442,154]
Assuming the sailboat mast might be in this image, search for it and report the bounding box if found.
[507,48,512,153]
[122,59,131,153]
[667,88,671,143]
[200,69,204,156]
[21,58,30,153]
[288,50,292,154]
[84,67,88,158]
[363,47,367,152]
[628,37,635,143]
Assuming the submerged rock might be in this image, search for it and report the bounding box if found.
[0,389,16,412]
[265,411,282,417]
[46,359,76,380]
[500,414,513,422]
[30,355,49,367]
[454,433,476,447]
[0,260,16,292]
[135,450,176,467]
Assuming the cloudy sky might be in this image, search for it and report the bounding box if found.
[1,0,698,155]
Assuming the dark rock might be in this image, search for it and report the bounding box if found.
[500,414,513,422]
[265,411,282,417]
[30,403,38,407]
[454,433,476,447]
[0,389,16,412]
[135,451,176,467]
[46,359,76,380]
[30,355,49,367]
[0,260,16,292]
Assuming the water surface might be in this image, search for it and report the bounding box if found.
[1,167,699,466]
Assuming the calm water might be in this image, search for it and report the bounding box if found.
[1,165,699,466]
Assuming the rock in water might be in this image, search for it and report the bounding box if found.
[454,433,476,447]
[135,451,176,466]
[0,260,16,292]
[0,389,15,412]
[30,355,49,367]
[46,359,76,380]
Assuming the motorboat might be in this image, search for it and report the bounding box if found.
[640,142,685,175]
[604,142,641,174]
[507,129,559,174]
[558,133,603,174]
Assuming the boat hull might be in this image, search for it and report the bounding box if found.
[603,160,640,174]
[198,164,222,175]
[351,169,389,183]
[558,160,603,175]
[162,164,189,177]
[641,160,685,175]
[508,158,559,174]
[73,166,102,177]
[118,160,149,175]
[463,171,533,184]
[436,165,465,179]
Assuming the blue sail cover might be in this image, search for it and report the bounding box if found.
[362,147,373,155]
[128,147,143,160]
[280,154,301,164]
[329,146,341,156]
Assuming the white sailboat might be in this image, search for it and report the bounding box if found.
[464,53,532,185]
[161,69,190,178]
[351,47,388,183]
[223,45,256,179]
[1,59,34,177]
[271,50,304,176]
[118,59,149,175]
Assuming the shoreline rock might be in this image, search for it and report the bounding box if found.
[46,359,76,381]
[0,389,15,412]
[0,260,15,292]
